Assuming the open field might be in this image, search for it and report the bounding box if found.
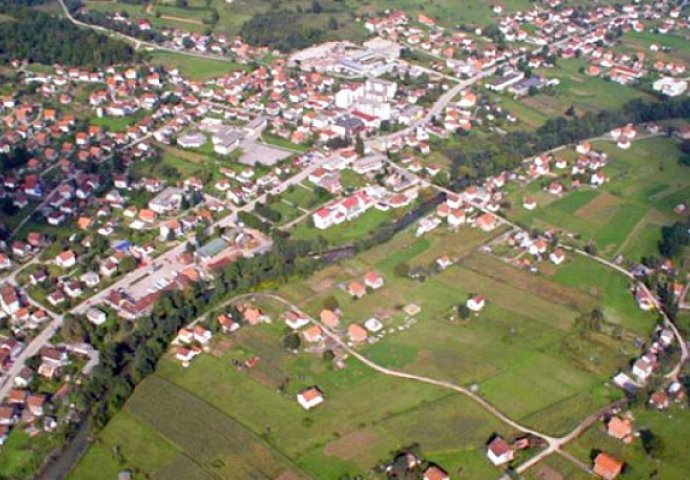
[72,208,660,479]
[148,51,245,80]
[505,137,690,259]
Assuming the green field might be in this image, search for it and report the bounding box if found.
[72,208,662,480]
[148,51,245,80]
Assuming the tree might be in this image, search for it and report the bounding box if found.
[283,332,301,350]
[323,295,339,311]
[310,0,322,13]
[61,314,88,343]
[355,135,364,156]
[458,304,471,320]
[641,429,665,459]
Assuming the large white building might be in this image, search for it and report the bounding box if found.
[653,77,687,97]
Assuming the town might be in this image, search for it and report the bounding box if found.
[0,0,690,479]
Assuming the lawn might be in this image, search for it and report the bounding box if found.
[148,51,245,81]
[90,110,146,133]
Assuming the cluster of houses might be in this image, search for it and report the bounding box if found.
[613,324,678,396]
[0,343,93,446]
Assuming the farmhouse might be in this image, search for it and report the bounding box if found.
[423,466,450,480]
[486,436,514,466]
[550,248,566,265]
[303,325,323,343]
[364,271,384,289]
[320,309,340,328]
[607,416,634,443]
[55,250,76,268]
[284,310,309,330]
[348,281,367,298]
[593,452,624,480]
[467,295,485,312]
[347,323,368,343]
[297,387,324,410]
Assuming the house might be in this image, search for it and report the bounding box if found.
[348,281,367,298]
[423,466,450,480]
[217,314,240,333]
[285,311,310,330]
[302,325,323,343]
[86,308,107,326]
[347,323,368,343]
[635,288,655,311]
[14,367,33,388]
[649,391,670,410]
[175,346,200,363]
[243,307,266,326]
[467,295,485,312]
[523,197,537,210]
[632,357,654,382]
[529,239,548,256]
[297,387,324,410]
[475,213,497,231]
[193,325,213,345]
[320,309,340,329]
[364,271,384,289]
[0,284,20,315]
[27,394,46,416]
[550,248,566,265]
[0,407,16,426]
[55,250,76,268]
[593,452,624,480]
[487,436,514,466]
[607,416,633,443]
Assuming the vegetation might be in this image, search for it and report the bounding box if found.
[240,11,325,52]
[0,8,136,66]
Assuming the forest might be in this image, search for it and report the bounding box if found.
[240,11,326,52]
[0,8,136,66]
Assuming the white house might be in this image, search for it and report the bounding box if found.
[549,248,566,265]
[55,250,76,269]
[487,436,514,466]
[467,295,485,312]
[297,387,324,410]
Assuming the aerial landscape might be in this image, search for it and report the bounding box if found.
[0,0,689,479]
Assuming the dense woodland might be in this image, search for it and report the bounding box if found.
[0,4,136,66]
[240,11,326,52]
